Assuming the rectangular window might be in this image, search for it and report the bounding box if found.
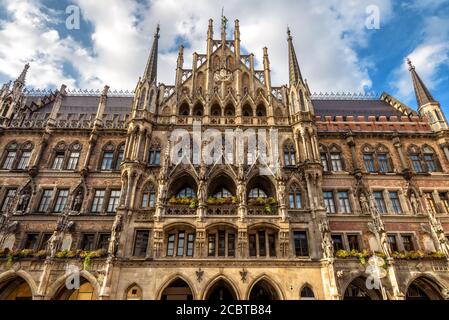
[439,192,449,213]
[410,155,423,173]
[23,233,39,250]
[142,192,156,208]
[389,191,402,214]
[186,233,195,257]
[331,235,344,251]
[115,151,124,170]
[176,232,185,256]
[17,151,31,170]
[323,191,336,214]
[208,234,216,256]
[258,231,266,257]
[81,234,96,251]
[330,153,343,171]
[293,231,309,256]
[218,230,226,257]
[38,189,53,213]
[388,235,398,252]
[320,153,329,172]
[167,234,175,256]
[268,234,276,257]
[424,155,437,172]
[107,190,121,213]
[54,189,69,213]
[133,230,149,257]
[67,152,80,170]
[98,233,111,251]
[373,191,387,214]
[347,234,360,251]
[228,233,235,257]
[2,151,16,169]
[249,234,257,257]
[424,192,437,214]
[363,154,375,173]
[337,191,351,213]
[1,188,17,212]
[91,190,105,213]
[289,192,302,209]
[52,152,65,170]
[378,154,390,173]
[401,235,414,252]
[101,152,114,170]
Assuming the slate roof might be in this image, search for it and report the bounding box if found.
[312,99,404,118]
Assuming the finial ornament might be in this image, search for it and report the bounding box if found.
[287,26,292,39]
[155,24,160,38]
[407,58,414,70]
[221,7,228,31]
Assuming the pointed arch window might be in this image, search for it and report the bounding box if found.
[289,186,302,209]
[283,142,296,166]
[248,188,267,199]
[177,187,195,198]
[179,102,190,116]
[141,185,156,209]
[148,142,161,166]
[17,142,33,170]
[300,286,315,300]
[422,145,440,173]
[51,142,67,170]
[1,142,19,170]
[116,144,125,170]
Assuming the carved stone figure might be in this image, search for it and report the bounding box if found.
[47,231,59,258]
[17,192,30,212]
[277,180,286,206]
[410,192,420,215]
[359,193,371,215]
[71,190,83,211]
[108,214,123,257]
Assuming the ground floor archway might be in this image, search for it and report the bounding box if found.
[53,278,97,300]
[406,277,443,300]
[0,277,33,300]
[343,277,382,300]
[248,279,279,300]
[205,279,237,301]
[161,278,193,300]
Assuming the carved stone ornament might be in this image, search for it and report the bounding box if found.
[214,68,233,83]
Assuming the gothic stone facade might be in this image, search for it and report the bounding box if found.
[0,19,449,300]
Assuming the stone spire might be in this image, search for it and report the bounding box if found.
[15,63,30,87]
[407,58,436,108]
[287,28,304,87]
[143,25,160,84]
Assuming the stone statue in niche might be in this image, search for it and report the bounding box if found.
[108,214,123,257]
[71,189,84,212]
[16,189,30,212]
[410,192,420,215]
[359,193,371,215]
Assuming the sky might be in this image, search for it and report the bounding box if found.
[0,0,448,113]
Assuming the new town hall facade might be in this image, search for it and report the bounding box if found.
[0,18,449,300]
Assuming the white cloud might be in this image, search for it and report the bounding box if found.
[0,0,394,93]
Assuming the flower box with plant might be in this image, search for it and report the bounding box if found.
[168,196,198,209]
[0,248,11,259]
[54,249,107,269]
[34,250,48,260]
[335,249,375,265]
[206,196,237,205]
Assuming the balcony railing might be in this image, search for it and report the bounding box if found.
[206,204,237,216]
[165,204,196,216]
[247,205,278,216]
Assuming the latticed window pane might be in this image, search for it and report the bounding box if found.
[176,232,185,256]
[67,152,80,170]
[323,191,336,213]
[38,190,53,212]
[248,188,267,198]
[101,152,114,170]
[107,190,121,213]
[330,153,343,171]
[293,231,309,256]
[401,235,414,251]
[363,154,375,172]
[91,190,105,213]
[337,191,351,213]
[1,189,17,212]
[54,189,69,213]
[389,191,402,214]
[3,151,16,169]
[52,153,65,170]
[116,151,124,170]
[17,151,31,170]
[424,155,437,172]
[410,155,423,173]
[373,191,386,213]
[167,234,175,256]
[320,153,329,172]
[378,154,390,173]
[177,187,194,198]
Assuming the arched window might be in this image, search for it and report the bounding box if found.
[283,142,296,166]
[147,142,161,166]
[248,188,267,198]
[362,145,375,173]
[116,143,125,170]
[207,225,237,257]
[126,285,143,300]
[329,145,344,172]
[179,102,190,116]
[290,92,297,114]
[376,145,392,173]
[66,142,82,170]
[193,103,204,116]
[177,187,195,198]
[210,103,221,117]
[422,145,440,173]
[100,142,115,171]
[408,145,423,173]
[166,227,196,257]
[242,103,253,117]
[224,103,235,117]
[1,99,11,117]
[1,142,18,170]
[213,188,232,198]
[141,185,156,208]
[289,186,302,209]
[300,286,315,300]
[242,73,250,95]
[138,88,147,109]
[299,90,305,111]
[51,141,68,170]
[248,228,278,257]
[319,145,329,172]
[256,103,266,117]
